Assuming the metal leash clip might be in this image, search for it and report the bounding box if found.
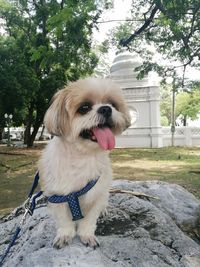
[19,198,32,226]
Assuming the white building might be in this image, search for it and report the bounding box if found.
[109,51,200,148]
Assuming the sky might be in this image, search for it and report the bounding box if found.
[94,0,132,43]
[93,0,132,63]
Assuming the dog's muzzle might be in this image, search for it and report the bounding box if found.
[79,105,115,150]
[97,106,112,119]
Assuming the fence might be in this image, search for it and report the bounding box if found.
[3,126,200,148]
[162,127,200,147]
[116,126,200,148]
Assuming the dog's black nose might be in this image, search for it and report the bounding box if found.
[98,106,112,118]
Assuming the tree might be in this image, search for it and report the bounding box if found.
[93,40,111,77]
[0,0,108,146]
[176,84,200,125]
[111,0,200,85]
[0,36,37,139]
[160,82,200,127]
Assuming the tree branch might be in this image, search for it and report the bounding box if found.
[59,0,64,10]
[97,19,144,24]
[143,2,155,20]
[110,188,159,200]
[119,5,158,47]
[182,65,186,88]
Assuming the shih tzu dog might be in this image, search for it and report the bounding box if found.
[39,77,130,249]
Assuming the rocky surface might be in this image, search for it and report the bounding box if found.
[0,180,200,267]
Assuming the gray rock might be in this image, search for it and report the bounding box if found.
[0,180,200,267]
[113,180,200,240]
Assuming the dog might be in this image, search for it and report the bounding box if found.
[38,77,131,248]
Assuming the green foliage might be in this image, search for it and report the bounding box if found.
[0,0,107,146]
[160,82,200,126]
[160,116,169,126]
[93,40,111,77]
[176,86,200,124]
[0,36,39,127]
[111,22,135,51]
[176,92,191,118]
[111,0,200,86]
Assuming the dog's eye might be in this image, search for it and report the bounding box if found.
[77,102,92,115]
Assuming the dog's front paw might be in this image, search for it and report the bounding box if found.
[53,235,73,249]
[80,235,100,248]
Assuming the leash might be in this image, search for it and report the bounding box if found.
[0,172,43,266]
[0,172,99,265]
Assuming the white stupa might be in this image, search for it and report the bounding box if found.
[109,50,163,148]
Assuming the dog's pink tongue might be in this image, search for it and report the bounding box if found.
[92,127,115,150]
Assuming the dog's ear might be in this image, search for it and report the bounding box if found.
[44,89,69,136]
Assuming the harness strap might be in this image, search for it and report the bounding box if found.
[29,190,43,215]
[48,179,99,221]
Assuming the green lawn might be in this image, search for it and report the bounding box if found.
[0,146,41,216]
[111,147,200,198]
[0,145,200,217]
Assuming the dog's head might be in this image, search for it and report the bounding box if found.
[44,78,131,151]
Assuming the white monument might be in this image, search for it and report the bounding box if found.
[109,51,163,148]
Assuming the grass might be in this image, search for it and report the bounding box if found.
[0,144,200,217]
[0,145,42,217]
[111,147,200,198]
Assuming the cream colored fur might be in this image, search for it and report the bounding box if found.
[38,77,130,248]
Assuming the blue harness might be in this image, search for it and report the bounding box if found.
[48,179,99,221]
[29,172,99,221]
[0,172,99,265]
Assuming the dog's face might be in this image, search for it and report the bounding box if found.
[44,78,131,151]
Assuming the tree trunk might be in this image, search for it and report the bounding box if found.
[183,115,187,126]
[39,125,45,140]
[26,121,41,147]
[24,103,34,145]
[26,104,44,147]
[0,128,3,141]
[24,122,31,145]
